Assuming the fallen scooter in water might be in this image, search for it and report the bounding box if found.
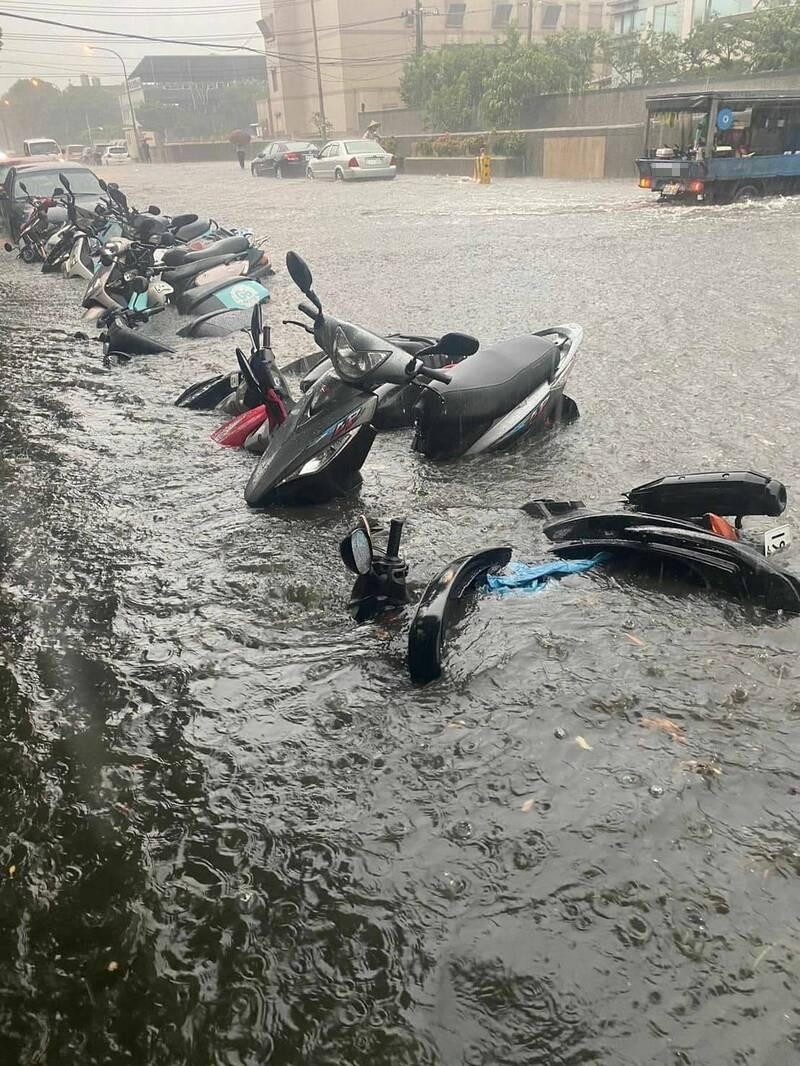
[337,470,798,685]
[175,302,294,454]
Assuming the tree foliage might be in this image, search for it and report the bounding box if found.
[401,6,800,130]
[137,79,261,140]
[401,26,604,130]
[1,78,123,145]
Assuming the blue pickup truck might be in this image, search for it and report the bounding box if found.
[636,90,800,204]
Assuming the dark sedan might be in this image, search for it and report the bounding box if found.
[0,161,107,239]
[251,141,318,179]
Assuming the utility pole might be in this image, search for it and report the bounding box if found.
[527,0,534,42]
[404,2,438,55]
[308,0,326,130]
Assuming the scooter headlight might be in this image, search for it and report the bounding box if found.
[331,326,391,384]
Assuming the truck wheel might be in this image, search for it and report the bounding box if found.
[733,183,760,202]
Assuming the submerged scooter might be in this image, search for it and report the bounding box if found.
[175,302,292,423]
[244,251,582,506]
[244,252,458,506]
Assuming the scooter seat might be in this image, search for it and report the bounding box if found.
[417,335,560,424]
[160,235,250,267]
[175,218,212,241]
[161,253,237,285]
[170,213,198,230]
[176,275,262,315]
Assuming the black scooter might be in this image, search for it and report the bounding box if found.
[244,252,459,506]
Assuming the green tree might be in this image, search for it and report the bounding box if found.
[746,2,800,70]
[310,111,333,140]
[602,30,685,85]
[214,79,262,133]
[401,27,602,131]
[682,17,748,69]
[401,42,498,130]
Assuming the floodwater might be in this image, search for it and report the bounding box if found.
[2,163,800,1065]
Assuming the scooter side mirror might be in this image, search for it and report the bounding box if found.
[250,301,263,345]
[98,178,108,191]
[100,250,115,266]
[58,172,72,192]
[286,250,313,295]
[147,205,161,214]
[340,526,374,575]
[436,332,480,359]
[19,181,29,195]
[131,276,149,294]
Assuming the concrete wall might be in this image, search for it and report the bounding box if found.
[390,123,643,179]
[150,140,269,164]
[404,155,525,177]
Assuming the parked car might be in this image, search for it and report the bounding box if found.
[0,161,108,239]
[65,144,84,161]
[307,139,396,182]
[23,138,62,158]
[251,141,318,178]
[102,144,130,166]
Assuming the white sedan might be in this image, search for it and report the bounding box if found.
[102,145,130,166]
[307,139,396,182]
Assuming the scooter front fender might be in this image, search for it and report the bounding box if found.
[408,547,513,684]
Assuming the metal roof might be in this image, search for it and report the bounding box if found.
[130,54,265,85]
[646,90,800,112]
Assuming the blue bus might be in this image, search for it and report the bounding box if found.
[636,90,800,204]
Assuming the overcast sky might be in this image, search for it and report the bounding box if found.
[0,0,262,89]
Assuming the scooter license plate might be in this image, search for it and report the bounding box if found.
[764,524,792,556]
[662,182,682,196]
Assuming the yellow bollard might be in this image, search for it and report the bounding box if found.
[475,149,491,185]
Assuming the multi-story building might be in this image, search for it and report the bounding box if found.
[607,0,757,39]
[259,0,610,137]
[120,54,267,145]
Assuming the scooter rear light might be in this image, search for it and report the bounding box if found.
[638,176,652,189]
[389,156,397,167]
[687,179,705,194]
[285,152,300,162]
[348,157,360,168]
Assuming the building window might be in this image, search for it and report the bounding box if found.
[612,7,646,32]
[541,4,562,27]
[446,2,467,26]
[492,3,513,27]
[588,3,604,27]
[565,3,580,26]
[651,2,678,32]
[692,0,752,21]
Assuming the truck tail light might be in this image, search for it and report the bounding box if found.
[688,179,705,193]
[639,176,652,189]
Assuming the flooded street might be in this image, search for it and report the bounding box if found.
[2,162,800,1065]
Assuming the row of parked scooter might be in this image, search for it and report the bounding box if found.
[6,171,799,682]
[6,170,273,355]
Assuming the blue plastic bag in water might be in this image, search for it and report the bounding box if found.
[485,553,610,596]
